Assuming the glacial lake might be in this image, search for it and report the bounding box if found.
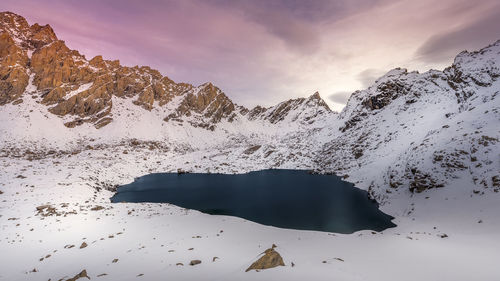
[111,169,396,234]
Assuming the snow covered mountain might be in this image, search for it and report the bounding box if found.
[321,44,500,200]
[0,11,498,199]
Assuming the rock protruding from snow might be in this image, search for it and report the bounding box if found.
[246,246,285,272]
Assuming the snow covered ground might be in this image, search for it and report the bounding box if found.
[1,149,499,281]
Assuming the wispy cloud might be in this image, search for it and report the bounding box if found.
[357,69,387,88]
[415,4,500,63]
[328,91,352,105]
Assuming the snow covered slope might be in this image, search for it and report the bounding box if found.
[320,41,500,199]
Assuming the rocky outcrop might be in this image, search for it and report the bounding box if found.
[246,245,285,272]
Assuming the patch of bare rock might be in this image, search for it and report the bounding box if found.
[246,244,285,272]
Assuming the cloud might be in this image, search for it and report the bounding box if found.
[202,0,391,53]
[328,91,352,104]
[356,69,386,88]
[415,6,500,63]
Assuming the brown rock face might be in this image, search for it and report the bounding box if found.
[0,12,199,128]
[31,40,88,91]
[0,11,332,130]
[29,23,57,49]
[0,32,29,105]
[0,12,60,105]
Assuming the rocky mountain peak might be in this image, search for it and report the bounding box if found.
[306,91,331,111]
[246,92,334,125]
[164,82,238,130]
[29,23,58,48]
[0,11,30,34]
[0,12,336,130]
[0,11,57,50]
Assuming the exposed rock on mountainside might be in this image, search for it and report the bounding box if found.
[164,82,239,130]
[0,12,241,129]
[322,41,500,196]
[0,12,58,105]
[248,92,332,125]
[1,12,327,130]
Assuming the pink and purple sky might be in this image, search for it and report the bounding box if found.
[2,0,500,110]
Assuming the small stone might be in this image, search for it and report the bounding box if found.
[90,205,104,211]
[190,260,201,266]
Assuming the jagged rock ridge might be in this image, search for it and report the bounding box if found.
[0,11,332,129]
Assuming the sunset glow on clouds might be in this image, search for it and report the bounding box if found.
[2,0,500,111]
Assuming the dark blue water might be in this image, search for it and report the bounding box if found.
[111,169,395,233]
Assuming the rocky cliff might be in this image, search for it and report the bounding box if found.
[0,12,331,130]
